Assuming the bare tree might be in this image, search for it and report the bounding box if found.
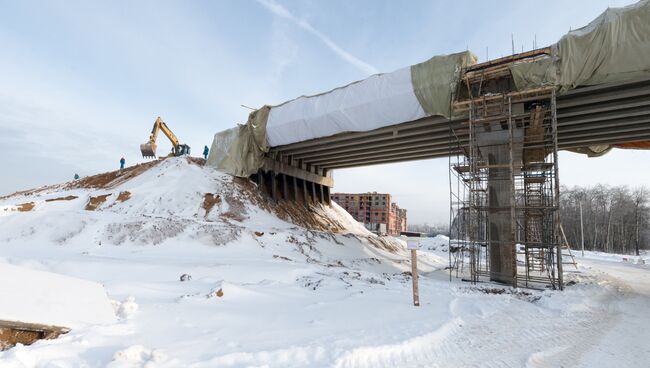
[560,185,649,254]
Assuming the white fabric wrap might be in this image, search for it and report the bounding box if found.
[265,66,427,147]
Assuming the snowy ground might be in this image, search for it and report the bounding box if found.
[0,158,648,367]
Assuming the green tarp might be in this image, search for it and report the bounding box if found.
[411,51,477,118]
[511,0,650,93]
[206,106,270,177]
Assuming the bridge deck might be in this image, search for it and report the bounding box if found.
[269,78,650,170]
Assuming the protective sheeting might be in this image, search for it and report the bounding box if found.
[207,1,650,176]
[569,141,650,157]
[567,145,613,157]
[206,107,270,177]
[265,66,426,147]
[411,51,477,117]
[264,51,476,147]
[509,55,559,90]
[510,0,650,92]
[208,51,478,176]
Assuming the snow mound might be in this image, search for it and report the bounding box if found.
[0,157,462,366]
[0,157,384,249]
[108,345,169,368]
[0,262,115,328]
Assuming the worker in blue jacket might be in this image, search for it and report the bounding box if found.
[120,157,126,171]
[203,145,209,160]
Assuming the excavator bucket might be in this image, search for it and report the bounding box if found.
[140,142,157,158]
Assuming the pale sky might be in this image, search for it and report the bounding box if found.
[2,0,648,225]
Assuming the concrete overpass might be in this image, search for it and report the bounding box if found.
[201,1,650,289]
[268,76,650,171]
[245,49,650,289]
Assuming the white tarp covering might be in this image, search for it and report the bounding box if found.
[266,66,427,147]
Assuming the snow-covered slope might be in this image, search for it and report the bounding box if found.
[0,158,648,367]
[0,157,382,248]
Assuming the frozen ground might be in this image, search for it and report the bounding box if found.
[0,158,648,367]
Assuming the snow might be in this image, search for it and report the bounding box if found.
[0,263,115,328]
[0,157,648,367]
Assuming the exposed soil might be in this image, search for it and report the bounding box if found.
[85,194,112,211]
[227,176,349,233]
[202,193,221,216]
[116,191,131,202]
[45,196,78,202]
[219,186,249,222]
[273,254,293,261]
[17,202,35,212]
[187,157,206,166]
[70,161,161,190]
[0,160,164,202]
[0,320,68,351]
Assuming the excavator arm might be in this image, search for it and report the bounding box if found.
[140,117,190,158]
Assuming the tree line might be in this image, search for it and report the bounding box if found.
[560,184,649,255]
[408,222,449,237]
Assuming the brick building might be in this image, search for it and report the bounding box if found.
[330,192,407,235]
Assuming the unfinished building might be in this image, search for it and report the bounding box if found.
[330,192,407,235]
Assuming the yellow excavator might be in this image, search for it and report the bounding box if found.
[140,116,191,158]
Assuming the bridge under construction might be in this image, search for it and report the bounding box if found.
[207,1,650,289]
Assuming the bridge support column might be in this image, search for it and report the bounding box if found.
[270,171,278,201]
[280,173,288,200]
[481,130,522,285]
[302,180,309,206]
[292,176,298,202]
[324,186,331,205]
[253,157,333,206]
[310,181,317,203]
[318,184,324,203]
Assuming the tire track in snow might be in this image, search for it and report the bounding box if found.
[334,286,619,368]
[333,318,462,368]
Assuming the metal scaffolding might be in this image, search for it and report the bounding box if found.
[449,52,563,289]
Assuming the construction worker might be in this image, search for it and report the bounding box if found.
[203,145,209,160]
[120,157,126,171]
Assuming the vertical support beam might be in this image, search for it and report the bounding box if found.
[311,181,317,203]
[324,186,331,205]
[507,96,518,288]
[552,90,564,290]
[270,171,278,201]
[281,173,287,200]
[293,176,299,203]
[258,169,266,196]
[302,179,309,206]
[318,183,324,203]
[480,110,523,285]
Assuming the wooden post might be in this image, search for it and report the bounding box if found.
[580,201,585,257]
[411,249,420,307]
